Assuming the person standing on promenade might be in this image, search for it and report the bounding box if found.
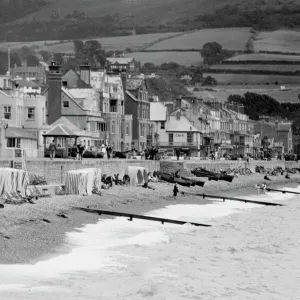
[78,144,85,160]
[72,143,78,160]
[49,140,56,160]
[175,148,180,161]
[106,144,112,159]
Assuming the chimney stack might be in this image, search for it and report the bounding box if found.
[47,61,62,124]
[80,63,91,86]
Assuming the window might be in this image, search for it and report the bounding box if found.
[63,101,69,108]
[160,122,165,129]
[90,122,96,132]
[3,106,11,119]
[140,124,144,137]
[62,81,68,87]
[111,121,115,134]
[126,123,129,135]
[187,132,193,143]
[88,140,90,147]
[6,138,21,148]
[130,63,134,71]
[27,107,35,120]
[168,133,173,144]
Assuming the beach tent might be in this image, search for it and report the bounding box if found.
[125,166,148,186]
[65,168,101,196]
[0,168,29,200]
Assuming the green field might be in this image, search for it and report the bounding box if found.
[188,85,300,103]
[147,27,253,51]
[125,51,202,66]
[254,30,300,53]
[0,32,183,53]
[228,53,300,61]
[211,64,300,72]
[203,72,300,85]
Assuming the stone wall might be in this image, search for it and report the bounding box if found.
[0,159,160,184]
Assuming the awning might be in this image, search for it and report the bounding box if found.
[87,117,105,122]
[5,127,37,140]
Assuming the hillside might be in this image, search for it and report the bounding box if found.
[1,0,300,41]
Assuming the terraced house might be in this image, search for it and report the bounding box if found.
[125,77,153,151]
[43,63,107,151]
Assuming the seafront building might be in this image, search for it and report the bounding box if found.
[0,88,47,158]
[125,77,153,151]
[254,116,293,154]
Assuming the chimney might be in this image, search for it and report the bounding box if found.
[80,64,91,85]
[47,61,62,124]
[175,98,182,109]
[165,102,174,115]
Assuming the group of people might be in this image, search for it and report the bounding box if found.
[71,143,85,160]
[143,146,159,160]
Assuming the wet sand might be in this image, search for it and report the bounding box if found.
[0,173,299,264]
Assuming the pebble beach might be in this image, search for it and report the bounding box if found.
[0,172,299,265]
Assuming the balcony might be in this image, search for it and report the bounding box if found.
[154,142,199,149]
[109,92,120,100]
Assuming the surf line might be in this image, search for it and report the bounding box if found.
[72,207,212,227]
[180,192,284,207]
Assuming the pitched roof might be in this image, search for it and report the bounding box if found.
[107,57,134,64]
[11,66,43,74]
[62,87,94,99]
[150,102,167,121]
[5,127,37,140]
[50,117,81,132]
[43,124,78,137]
[15,79,40,88]
[166,115,199,132]
[126,78,143,90]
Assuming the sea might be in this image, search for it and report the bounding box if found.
[0,186,300,300]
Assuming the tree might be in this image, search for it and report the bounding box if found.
[202,76,217,86]
[200,42,233,65]
[39,50,52,62]
[73,40,85,59]
[26,54,39,66]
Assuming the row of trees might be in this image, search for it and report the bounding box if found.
[227,92,300,134]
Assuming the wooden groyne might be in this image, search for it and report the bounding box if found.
[181,192,284,207]
[72,207,212,227]
[266,188,300,195]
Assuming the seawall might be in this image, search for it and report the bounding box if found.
[0,158,299,184]
[0,159,160,184]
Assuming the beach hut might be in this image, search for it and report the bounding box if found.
[65,168,101,196]
[125,166,148,186]
[42,124,78,158]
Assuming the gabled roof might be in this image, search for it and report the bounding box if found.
[50,117,81,132]
[43,124,78,137]
[5,127,37,140]
[166,115,200,132]
[107,57,134,64]
[126,90,138,102]
[15,79,40,88]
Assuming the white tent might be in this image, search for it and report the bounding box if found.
[125,166,148,186]
[0,168,29,198]
[65,168,101,196]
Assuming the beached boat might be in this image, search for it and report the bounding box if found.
[191,168,234,183]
